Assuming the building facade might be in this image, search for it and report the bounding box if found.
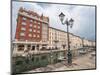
[12,7,95,57]
[69,33,82,50]
[48,27,67,50]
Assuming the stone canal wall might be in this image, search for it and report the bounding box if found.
[12,47,95,74]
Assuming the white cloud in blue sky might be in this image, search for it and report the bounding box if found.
[12,1,96,41]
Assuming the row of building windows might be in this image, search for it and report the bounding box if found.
[30,24,40,29]
[22,17,41,24]
[21,27,26,31]
[21,28,40,33]
[22,17,27,20]
[22,22,26,25]
[21,22,40,29]
[21,27,40,33]
[20,32,40,38]
[50,33,66,37]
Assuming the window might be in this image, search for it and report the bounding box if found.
[30,20,33,22]
[34,25,36,28]
[20,32,25,36]
[33,30,36,32]
[28,34,32,37]
[18,45,24,51]
[29,29,32,32]
[38,26,40,29]
[30,24,32,27]
[34,21,37,23]
[33,34,36,37]
[21,27,26,31]
[32,46,35,50]
[37,35,40,38]
[22,22,26,25]
[22,17,27,20]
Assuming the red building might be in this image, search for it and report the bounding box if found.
[15,7,49,42]
[12,7,49,55]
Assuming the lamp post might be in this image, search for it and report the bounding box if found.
[59,12,74,65]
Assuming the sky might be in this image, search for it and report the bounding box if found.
[12,1,96,41]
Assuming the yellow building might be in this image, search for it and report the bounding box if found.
[48,27,67,50]
[48,27,95,56]
[48,27,84,50]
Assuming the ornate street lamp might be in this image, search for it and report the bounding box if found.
[59,12,74,65]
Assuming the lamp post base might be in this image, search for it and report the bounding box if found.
[67,51,72,65]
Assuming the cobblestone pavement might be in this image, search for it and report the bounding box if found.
[26,51,96,73]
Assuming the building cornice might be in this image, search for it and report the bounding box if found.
[49,26,81,38]
[18,12,49,24]
[13,40,48,45]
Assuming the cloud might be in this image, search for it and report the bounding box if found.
[69,6,95,40]
[12,1,96,41]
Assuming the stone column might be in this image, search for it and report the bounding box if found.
[24,44,27,52]
[39,45,41,51]
[35,45,37,52]
[30,44,32,51]
[13,44,18,55]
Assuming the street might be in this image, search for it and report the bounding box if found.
[25,51,96,73]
